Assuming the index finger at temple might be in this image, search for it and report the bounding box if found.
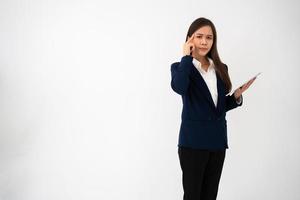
[187,34,195,42]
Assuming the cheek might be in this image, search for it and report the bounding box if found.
[194,38,200,44]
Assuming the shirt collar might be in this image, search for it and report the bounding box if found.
[192,57,215,73]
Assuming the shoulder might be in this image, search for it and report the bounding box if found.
[171,55,194,71]
[171,62,180,70]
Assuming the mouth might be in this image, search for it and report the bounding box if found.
[199,48,208,51]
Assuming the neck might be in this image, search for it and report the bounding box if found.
[193,54,210,71]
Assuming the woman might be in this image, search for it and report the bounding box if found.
[170,17,256,200]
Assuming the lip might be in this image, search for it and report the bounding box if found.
[199,48,208,51]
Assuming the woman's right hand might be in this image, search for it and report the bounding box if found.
[183,33,195,56]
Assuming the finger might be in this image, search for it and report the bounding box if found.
[248,77,256,83]
[245,79,254,86]
[245,82,251,88]
[240,86,247,93]
[245,78,255,86]
[247,76,256,83]
[242,79,255,92]
[245,80,252,85]
[187,33,195,43]
[241,84,250,92]
[240,82,247,89]
[246,80,253,88]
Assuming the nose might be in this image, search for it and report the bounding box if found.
[201,38,207,45]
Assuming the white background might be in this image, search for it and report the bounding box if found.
[0,0,299,199]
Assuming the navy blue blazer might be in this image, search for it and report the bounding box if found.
[170,55,243,150]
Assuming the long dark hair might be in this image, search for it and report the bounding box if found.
[185,17,232,94]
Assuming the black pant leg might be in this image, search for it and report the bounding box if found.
[200,150,226,200]
[178,147,210,200]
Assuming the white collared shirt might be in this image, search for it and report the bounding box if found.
[192,57,242,106]
[192,57,218,107]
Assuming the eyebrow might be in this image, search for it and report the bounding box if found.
[195,33,213,37]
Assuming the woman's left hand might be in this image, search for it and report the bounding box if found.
[234,77,257,99]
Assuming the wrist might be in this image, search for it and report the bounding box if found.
[235,95,243,105]
[234,93,238,100]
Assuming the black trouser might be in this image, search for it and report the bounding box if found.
[178,147,226,200]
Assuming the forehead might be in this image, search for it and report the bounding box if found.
[194,26,213,36]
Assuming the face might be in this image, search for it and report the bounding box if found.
[191,25,214,57]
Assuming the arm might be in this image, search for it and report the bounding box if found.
[170,55,194,95]
[225,94,243,112]
[224,64,243,112]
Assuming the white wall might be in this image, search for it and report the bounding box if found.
[0,0,299,199]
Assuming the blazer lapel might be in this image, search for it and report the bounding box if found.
[190,66,226,114]
[216,73,225,114]
[190,66,216,110]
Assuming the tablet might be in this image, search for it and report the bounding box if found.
[236,72,261,90]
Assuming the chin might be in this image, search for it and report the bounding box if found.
[198,51,208,56]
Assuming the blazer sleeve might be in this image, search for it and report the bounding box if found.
[224,64,243,112]
[170,55,194,95]
[225,94,243,112]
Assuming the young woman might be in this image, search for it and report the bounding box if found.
[170,17,256,200]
